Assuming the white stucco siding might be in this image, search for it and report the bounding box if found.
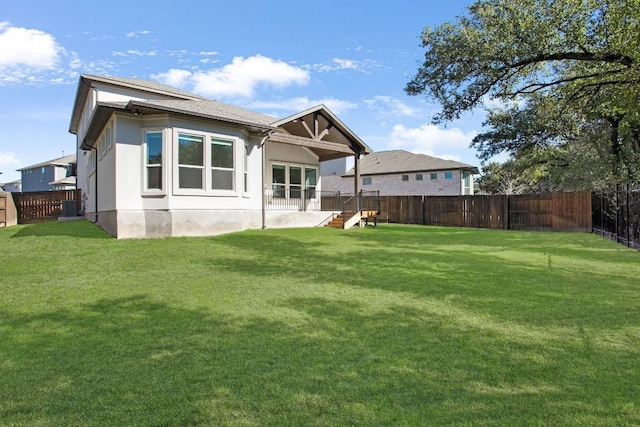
[110,114,265,213]
[114,116,145,211]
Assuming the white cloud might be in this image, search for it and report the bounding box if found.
[364,96,419,117]
[0,150,20,168]
[112,49,158,57]
[388,123,477,160]
[151,69,193,87]
[0,22,61,69]
[308,57,374,73]
[199,51,218,56]
[125,30,151,38]
[154,55,309,98]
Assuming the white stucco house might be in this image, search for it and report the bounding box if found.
[69,75,371,238]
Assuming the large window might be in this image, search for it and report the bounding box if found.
[445,171,453,179]
[271,164,317,199]
[244,143,249,193]
[211,138,234,190]
[290,166,302,199]
[272,165,286,198]
[178,133,204,189]
[305,168,317,198]
[173,130,241,195]
[145,132,163,190]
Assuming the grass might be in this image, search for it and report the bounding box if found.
[0,220,639,426]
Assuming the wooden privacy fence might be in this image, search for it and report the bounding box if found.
[0,191,18,228]
[13,189,81,224]
[378,192,592,232]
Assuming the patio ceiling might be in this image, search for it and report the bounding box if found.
[272,105,371,161]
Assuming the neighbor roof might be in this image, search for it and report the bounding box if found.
[17,154,76,172]
[343,150,479,176]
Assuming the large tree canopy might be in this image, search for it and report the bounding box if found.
[406,0,640,186]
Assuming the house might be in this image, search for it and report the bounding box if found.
[17,154,76,192]
[69,74,371,238]
[322,149,479,196]
[0,179,21,192]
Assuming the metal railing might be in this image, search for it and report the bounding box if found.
[265,188,342,211]
[264,188,381,217]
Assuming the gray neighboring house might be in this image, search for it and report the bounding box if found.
[322,149,479,196]
[0,179,21,192]
[17,154,77,192]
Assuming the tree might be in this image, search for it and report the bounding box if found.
[406,0,640,183]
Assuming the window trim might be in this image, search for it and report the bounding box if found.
[416,173,423,181]
[142,128,166,196]
[430,173,438,180]
[171,127,241,196]
[269,162,318,200]
[210,137,235,191]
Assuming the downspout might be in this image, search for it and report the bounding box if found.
[90,146,98,224]
[259,131,273,229]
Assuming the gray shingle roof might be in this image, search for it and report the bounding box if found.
[343,150,478,176]
[17,154,76,171]
[82,75,207,100]
[130,99,278,128]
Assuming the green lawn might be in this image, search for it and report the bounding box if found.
[1,220,639,426]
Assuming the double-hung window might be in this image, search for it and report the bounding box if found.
[211,138,234,190]
[178,133,204,189]
[145,131,163,191]
[289,166,302,199]
[272,165,286,198]
[174,130,240,194]
[305,168,317,198]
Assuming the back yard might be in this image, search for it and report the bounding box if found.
[1,221,638,426]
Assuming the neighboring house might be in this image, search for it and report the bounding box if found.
[17,154,76,192]
[0,179,21,192]
[323,150,479,196]
[69,74,371,238]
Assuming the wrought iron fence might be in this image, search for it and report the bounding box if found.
[592,184,640,249]
[265,189,342,211]
[264,189,381,214]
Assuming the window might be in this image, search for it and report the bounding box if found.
[41,167,46,174]
[416,174,423,181]
[290,166,302,198]
[272,165,286,198]
[305,168,317,198]
[271,164,317,199]
[362,177,372,186]
[211,138,234,190]
[145,132,163,190]
[445,171,453,179]
[178,133,204,189]
[402,174,409,181]
[244,143,249,193]
[430,173,438,180]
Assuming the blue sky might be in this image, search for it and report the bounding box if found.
[0,0,485,183]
